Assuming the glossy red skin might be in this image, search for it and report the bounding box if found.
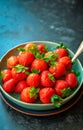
[26,73,40,87]
[49,62,66,78]
[18,52,35,66]
[20,87,36,103]
[65,73,78,88]
[11,68,27,83]
[54,48,68,58]
[58,56,72,70]
[15,80,28,93]
[37,44,47,53]
[7,56,18,69]
[2,79,15,93]
[1,69,12,82]
[40,70,55,87]
[39,87,55,103]
[54,80,69,97]
[31,59,48,72]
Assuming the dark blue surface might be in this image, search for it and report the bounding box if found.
[0,0,83,130]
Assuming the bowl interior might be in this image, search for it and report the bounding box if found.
[0,41,83,110]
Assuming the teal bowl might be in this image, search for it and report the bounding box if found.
[0,41,83,110]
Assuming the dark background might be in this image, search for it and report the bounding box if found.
[0,0,83,130]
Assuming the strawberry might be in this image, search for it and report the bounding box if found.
[44,51,58,65]
[7,56,18,69]
[31,59,48,73]
[18,52,35,66]
[1,43,79,106]
[49,62,66,78]
[54,48,68,58]
[39,87,55,103]
[23,43,39,56]
[11,64,27,83]
[58,56,72,70]
[24,43,37,51]
[15,80,28,93]
[1,69,12,82]
[26,73,40,87]
[65,73,78,88]
[54,80,71,97]
[2,79,15,93]
[39,87,62,107]
[37,44,48,53]
[20,87,39,103]
[40,70,55,87]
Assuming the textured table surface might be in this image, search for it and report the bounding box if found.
[0,0,83,130]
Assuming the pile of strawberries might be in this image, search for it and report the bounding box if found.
[1,42,78,107]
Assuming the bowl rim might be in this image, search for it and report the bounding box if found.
[0,41,83,107]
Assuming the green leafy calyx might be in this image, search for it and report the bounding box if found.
[29,87,40,98]
[44,52,58,66]
[29,45,39,55]
[61,87,72,98]
[71,69,80,77]
[51,95,62,108]
[35,52,45,59]
[18,48,26,52]
[56,42,67,49]
[31,69,40,74]
[13,64,28,73]
[48,73,55,82]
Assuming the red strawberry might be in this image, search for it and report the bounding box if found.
[20,87,39,103]
[2,79,15,93]
[18,52,35,66]
[7,56,18,69]
[1,69,12,82]
[40,70,55,87]
[54,80,70,97]
[31,59,48,72]
[49,62,66,78]
[54,48,68,58]
[26,73,40,87]
[58,56,72,70]
[15,80,28,93]
[37,44,47,53]
[65,73,78,88]
[39,87,55,103]
[11,66,27,83]
[24,43,39,55]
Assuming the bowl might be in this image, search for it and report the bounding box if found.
[0,41,83,110]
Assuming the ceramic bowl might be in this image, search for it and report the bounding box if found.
[0,41,83,110]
